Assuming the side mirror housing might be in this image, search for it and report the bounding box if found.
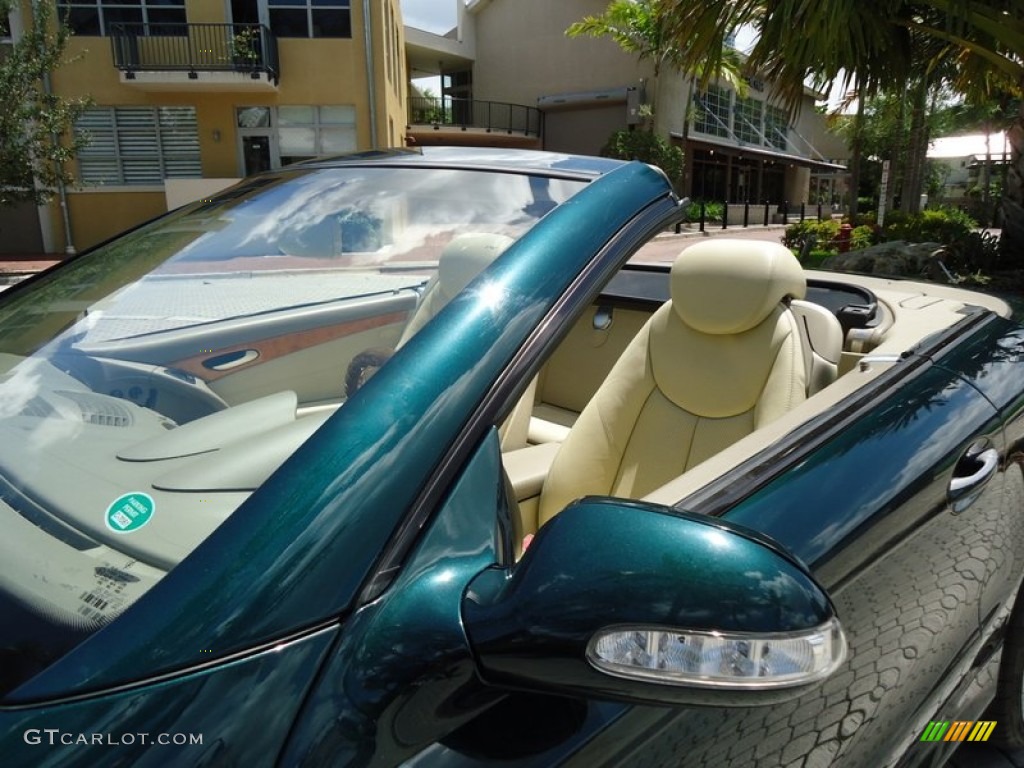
[463,498,844,707]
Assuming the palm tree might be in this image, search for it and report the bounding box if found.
[655,0,1024,262]
[567,0,743,199]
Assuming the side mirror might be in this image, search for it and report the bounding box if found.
[463,498,845,707]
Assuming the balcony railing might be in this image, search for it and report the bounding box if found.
[109,23,279,84]
[409,97,542,137]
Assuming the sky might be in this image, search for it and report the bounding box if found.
[401,0,459,35]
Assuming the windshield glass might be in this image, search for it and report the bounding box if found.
[0,165,586,695]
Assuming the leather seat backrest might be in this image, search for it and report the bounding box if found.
[398,232,514,347]
[790,298,844,395]
[538,240,809,526]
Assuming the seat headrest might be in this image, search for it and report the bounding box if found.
[437,232,514,299]
[670,240,806,335]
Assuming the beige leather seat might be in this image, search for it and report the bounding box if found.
[391,231,537,450]
[398,232,514,346]
[537,240,812,526]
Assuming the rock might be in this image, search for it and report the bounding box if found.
[821,241,948,280]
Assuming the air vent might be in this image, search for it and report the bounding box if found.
[54,391,134,428]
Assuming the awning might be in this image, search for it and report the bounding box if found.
[672,133,848,173]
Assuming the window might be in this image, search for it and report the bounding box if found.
[734,96,763,145]
[75,106,201,185]
[58,0,186,37]
[269,0,351,38]
[693,86,730,139]
[278,105,357,164]
[764,105,789,151]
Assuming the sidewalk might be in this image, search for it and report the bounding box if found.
[0,253,64,284]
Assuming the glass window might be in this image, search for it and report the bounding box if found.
[58,0,185,36]
[278,105,357,165]
[0,165,588,695]
[692,86,730,139]
[237,106,271,129]
[765,105,790,151]
[734,96,763,145]
[75,106,201,185]
[268,0,350,38]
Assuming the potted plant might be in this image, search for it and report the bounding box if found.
[228,27,261,69]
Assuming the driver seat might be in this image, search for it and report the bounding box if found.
[537,240,810,526]
[398,233,514,346]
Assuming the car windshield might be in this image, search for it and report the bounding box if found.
[0,164,587,695]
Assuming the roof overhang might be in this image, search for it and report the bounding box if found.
[675,134,848,173]
[405,26,474,78]
[537,87,630,110]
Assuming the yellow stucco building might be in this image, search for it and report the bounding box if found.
[3,0,406,253]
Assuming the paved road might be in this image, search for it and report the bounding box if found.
[632,224,789,264]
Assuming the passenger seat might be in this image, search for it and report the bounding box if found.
[537,240,814,526]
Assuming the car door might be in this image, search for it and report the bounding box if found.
[927,319,1024,636]
[592,315,1013,768]
[435,313,1010,768]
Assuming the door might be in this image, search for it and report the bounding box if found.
[237,106,278,176]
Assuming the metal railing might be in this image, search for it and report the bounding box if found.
[109,22,279,84]
[687,200,833,231]
[408,96,542,137]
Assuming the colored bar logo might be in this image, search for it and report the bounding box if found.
[920,721,997,742]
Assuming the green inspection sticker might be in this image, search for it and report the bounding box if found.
[105,492,155,534]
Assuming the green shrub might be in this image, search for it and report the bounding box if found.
[783,219,840,251]
[883,207,977,245]
[600,129,684,189]
[784,221,875,261]
[685,200,723,224]
[850,225,875,250]
[943,230,1001,273]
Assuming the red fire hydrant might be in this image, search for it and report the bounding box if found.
[836,223,852,253]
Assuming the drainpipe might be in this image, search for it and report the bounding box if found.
[362,0,378,149]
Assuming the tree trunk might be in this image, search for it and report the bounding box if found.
[887,94,906,215]
[1001,98,1024,268]
[901,78,929,214]
[848,90,865,220]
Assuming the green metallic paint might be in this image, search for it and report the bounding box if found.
[723,361,1005,587]
[280,429,505,764]
[0,625,337,766]
[462,497,836,707]
[7,162,676,702]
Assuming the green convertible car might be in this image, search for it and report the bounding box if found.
[0,148,1022,767]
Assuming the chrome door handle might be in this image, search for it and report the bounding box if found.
[949,448,999,495]
[949,444,1000,514]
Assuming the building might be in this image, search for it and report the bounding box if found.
[2,0,407,254]
[928,131,1010,208]
[407,0,848,210]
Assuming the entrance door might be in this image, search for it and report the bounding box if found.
[240,134,273,176]
[236,106,279,177]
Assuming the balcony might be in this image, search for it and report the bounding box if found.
[407,97,543,148]
[109,23,279,91]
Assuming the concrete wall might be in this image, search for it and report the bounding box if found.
[543,104,626,156]
[470,0,651,109]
